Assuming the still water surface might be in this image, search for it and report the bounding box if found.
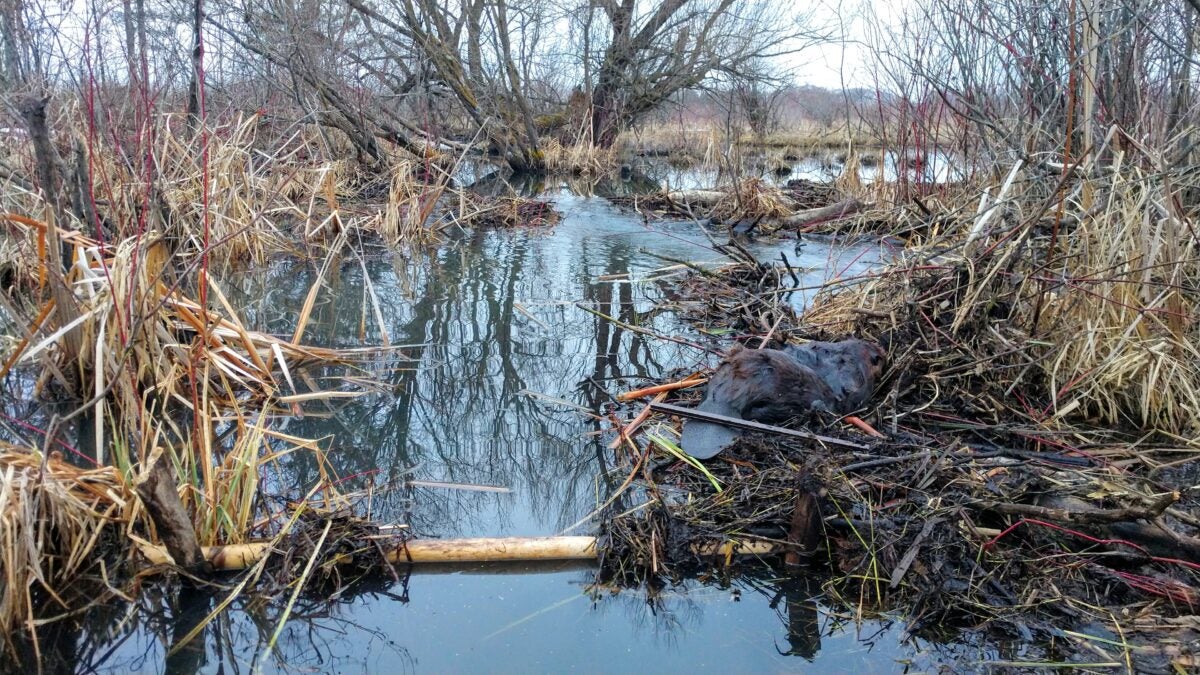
[6,179,964,672]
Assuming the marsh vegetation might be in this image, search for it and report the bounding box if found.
[1,0,1199,671]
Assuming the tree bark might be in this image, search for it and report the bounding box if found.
[16,95,84,389]
[136,453,211,576]
[186,0,204,128]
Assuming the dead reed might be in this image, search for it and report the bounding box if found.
[541,138,619,176]
[803,158,1200,438]
[0,110,412,648]
[596,145,1200,670]
[460,193,562,229]
[0,444,136,640]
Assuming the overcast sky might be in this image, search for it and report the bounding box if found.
[28,0,910,94]
[787,0,910,90]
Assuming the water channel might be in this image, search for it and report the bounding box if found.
[2,164,995,672]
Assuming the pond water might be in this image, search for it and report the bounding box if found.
[634,149,964,192]
[3,182,980,672]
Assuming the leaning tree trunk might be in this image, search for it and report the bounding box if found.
[589,35,631,149]
[590,86,622,148]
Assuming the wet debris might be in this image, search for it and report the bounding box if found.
[782,178,839,210]
[595,240,1200,670]
[611,178,869,236]
[462,194,561,228]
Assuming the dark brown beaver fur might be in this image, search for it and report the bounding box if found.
[782,339,884,413]
[680,339,884,459]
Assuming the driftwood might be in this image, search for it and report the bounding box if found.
[135,453,211,575]
[982,491,1179,525]
[139,535,783,571]
[780,198,865,228]
[980,493,1200,562]
[659,189,863,232]
[785,491,821,566]
[651,401,868,450]
[1109,521,1200,562]
[665,189,730,207]
[889,517,942,589]
[664,188,804,212]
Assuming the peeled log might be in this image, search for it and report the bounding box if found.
[140,535,785,571]
[665,189,731,207]
[140,536,596,570]
[664,189,802,212]
[390,536,598,563]
[780,198,865,229]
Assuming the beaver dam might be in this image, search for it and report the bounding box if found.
[0,148,910,670]
[4,134,1199,671]
[3,1,1200,671]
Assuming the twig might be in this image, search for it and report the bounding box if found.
[979,492,1178,525]
[890,517,942,589]
[616,375,706,402]
[840,451,930,473]
[650,402,867,450]
[575,303,718,354]
[844,415,885,438]
[610,392,669,449]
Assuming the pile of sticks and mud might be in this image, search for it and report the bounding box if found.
[597,161,1200,671]
[619,176,869,235]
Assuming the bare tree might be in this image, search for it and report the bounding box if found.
[203,0,815,170]
[729,60,789,139]
[585,0,809,147]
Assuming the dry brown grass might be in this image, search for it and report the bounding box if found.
[801,158,1200,439]
[377,158,452,242]
[712,178,795,221]
[617,122,721,163]
[540,137,619,175]
[744,119,880,151]
[618,118,880,161]
[0,445,136,639]
[154,113,318,260]
[0,212,400,656]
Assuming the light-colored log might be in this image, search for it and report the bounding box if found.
[140,535,783,571]
[780,198,865,228]
[664,189,801,212]
[142,535,598,570]
[387,536,598,563]
[665,189,729,206]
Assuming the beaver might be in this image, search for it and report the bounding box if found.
[781,339,884,413]
[680,339,884,459]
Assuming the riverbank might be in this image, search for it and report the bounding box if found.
[1,111,1197,671]
[597,155,1200,671]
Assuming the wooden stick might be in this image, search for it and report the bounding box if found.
[141,536,598,569]
[388,536,598,563]
[575,303,717,354]
[780,198,865,229]
[140,535,783,571]
[844,415,884,438]
[650,402,868,450]
[980,492,1179,525]
[609,392,668,449]
[616,376,706,402]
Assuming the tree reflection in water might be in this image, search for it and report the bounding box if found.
[221,192,711,539]
[2,185,902,672]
